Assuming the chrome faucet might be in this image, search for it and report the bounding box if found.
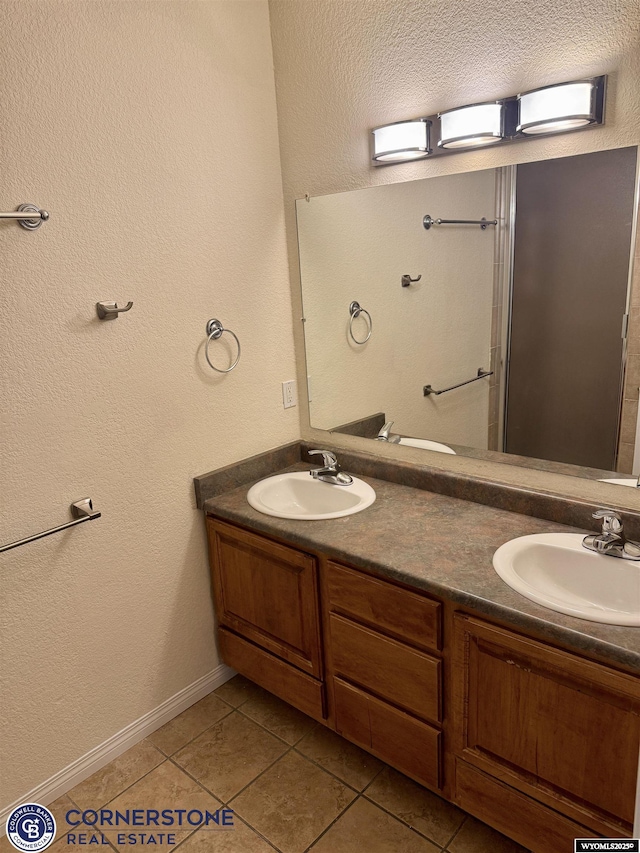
[582,509,640,560]
[376,421,400,443]
[308,449,354,486]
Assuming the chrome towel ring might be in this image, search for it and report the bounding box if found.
[205,319,241,373]
[348,301,372,345]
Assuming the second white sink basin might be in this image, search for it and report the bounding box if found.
[493,533,640,626]
[398,437,456,454]
[247,471,376,520]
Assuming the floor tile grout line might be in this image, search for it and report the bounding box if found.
[52,790,114,849]
[148,701,235,759]
[165,754,229,804]
[70,747,168,814]
[233,706,314,748]
[146,680,258,762]
[443,814,469,851]
[303,794,361,852]
[224,743,369,852]
[289,745,379,797]
[212,682,258,712]
[232,813,286,853]
[353,762,386,796]
[226,742,296,806]
[151,698,297,780]
[358,790,455,848]
[164,752,292,850]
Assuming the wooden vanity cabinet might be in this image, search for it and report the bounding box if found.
[207,516,640,850]
[451,613,640,847]
[207,518,326,721]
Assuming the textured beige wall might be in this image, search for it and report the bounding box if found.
[297,170,495,444]
[0,1,297,806]
[269,0,640,509]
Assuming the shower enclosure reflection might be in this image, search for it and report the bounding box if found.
[297,147,639,478]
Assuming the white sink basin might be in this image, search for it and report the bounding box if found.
[398,437,456,454]
[247,471,376,520]
[493,533,640,626]
[599,478,637,487]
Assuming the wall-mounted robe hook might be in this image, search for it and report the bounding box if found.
[401,274,422,287]
[96,301,133,320]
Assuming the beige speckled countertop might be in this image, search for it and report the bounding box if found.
[203,463,640,673]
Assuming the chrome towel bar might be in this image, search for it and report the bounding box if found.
[0,204,49,230]
[0,498,101,553]
[423,214,497,230]
[424,367,493,396]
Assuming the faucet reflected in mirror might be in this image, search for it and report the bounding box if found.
[297,146,640,483]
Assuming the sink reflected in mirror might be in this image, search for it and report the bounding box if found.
[398,437,456,454]
[247,471,376,520]
[493,533,640,626]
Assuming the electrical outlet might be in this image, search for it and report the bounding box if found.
[282,380,297,409]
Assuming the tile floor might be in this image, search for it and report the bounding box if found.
[8,676,530,853]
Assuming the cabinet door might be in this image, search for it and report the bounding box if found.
[208,519,322,677]
[452,613,640,837]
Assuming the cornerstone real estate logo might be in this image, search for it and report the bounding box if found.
[6,804,236,849]
[5,804,56,852]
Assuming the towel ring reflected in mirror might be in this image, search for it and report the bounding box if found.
[205,319,241,373]
[348,301,372,345]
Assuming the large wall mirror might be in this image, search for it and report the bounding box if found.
[297,146,640,485]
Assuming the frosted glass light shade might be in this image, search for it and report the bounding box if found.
[517,81,597,135]
[372,119,430,162]
[439,103,503,149]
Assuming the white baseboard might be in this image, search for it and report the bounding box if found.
[1,663,235,831]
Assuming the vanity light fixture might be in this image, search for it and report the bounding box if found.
[438,102,504,149]
[371,76,605,165]
[371,118,431,163]
[516,79,602,135]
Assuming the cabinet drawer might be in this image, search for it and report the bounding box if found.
[334,677,441,790]
[330,613,441,723]
[327,561,441,652]
[453,759,602,853]
[218,628,326,722]
[209,519,322,677]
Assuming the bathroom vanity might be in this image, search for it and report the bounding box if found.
[199,459,640,853]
